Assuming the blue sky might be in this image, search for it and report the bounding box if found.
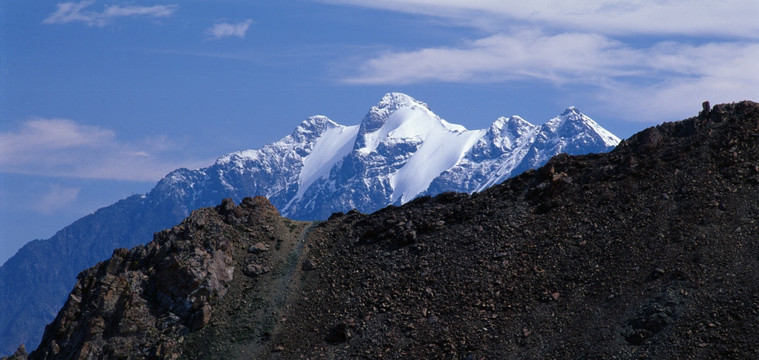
[1,0,758,264]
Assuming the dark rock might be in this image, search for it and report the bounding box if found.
[647,267,666,281]
[219,198,236,214]
[192,304,213,331]
[302,258,318,271]
[623,288,687,345]
[325,323,352,344]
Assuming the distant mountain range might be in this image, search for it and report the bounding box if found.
[154,93,618,220]
[0,93,619,355]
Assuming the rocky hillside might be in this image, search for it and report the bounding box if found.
[16,101,759,359]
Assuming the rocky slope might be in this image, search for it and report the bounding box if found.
[0,93,618,355]
[13,100,759,359]
[27,197,306,359]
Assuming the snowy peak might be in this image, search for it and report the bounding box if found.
[544,106,584,133]
[378,92,426,109]
[354,92,466,154]
[358,93,428,134]
[543,107,620,148]
[488,116,539,151]
[153,93,620,220]
[561,106,582,117]
[373,92,429,117]
[213,115,338,171]
[291,115,340,143]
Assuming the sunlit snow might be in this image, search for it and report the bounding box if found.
[294,124,359,200]
[387,108,485,203]
[159,92,620,221]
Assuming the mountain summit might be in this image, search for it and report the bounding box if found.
[150,93,618,221]
[0,93,618,355]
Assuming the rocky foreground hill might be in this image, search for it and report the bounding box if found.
[10,101,759,359]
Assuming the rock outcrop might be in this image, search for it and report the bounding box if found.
[30,197,310,359]
[21,101,759,359]
[0,345,27,360]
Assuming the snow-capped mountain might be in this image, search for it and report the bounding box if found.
[427,106,620,195]
[156,92,619,220]
[0,92,619,356]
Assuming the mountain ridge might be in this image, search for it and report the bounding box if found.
[17,100,759,359]
[0,93,619,356]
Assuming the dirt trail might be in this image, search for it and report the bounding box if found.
[248,221,316,359]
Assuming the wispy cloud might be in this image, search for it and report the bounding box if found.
[0,119,211,182]
[325,0,759,38]
[343,31,759,86]
[0,118,115,152]
[344,31,644,84]
[328,0,759,123]
[31,184,81,214]
[593,42,759,122]
[342,31,759,122]
[205,19,253,40]
[43,1,178,27]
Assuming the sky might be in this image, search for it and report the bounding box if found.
[1,0,757,265]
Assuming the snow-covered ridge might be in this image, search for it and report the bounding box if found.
[157,92,620,220]
[294,124,359,201]
[385,107,486,203]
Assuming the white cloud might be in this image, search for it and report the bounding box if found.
[341,31,759,122]
[325,0,759,38]
[0,118,115,151]
[43,1,178,27]
[327,0,759,123]
[205,19,254,40]
[344,31,645,84]
[594,42,759,122]
[31,184,81,214]
[342,32,759,87]
[0,119,211,182]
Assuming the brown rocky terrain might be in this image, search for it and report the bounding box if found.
[9,101,759,359]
